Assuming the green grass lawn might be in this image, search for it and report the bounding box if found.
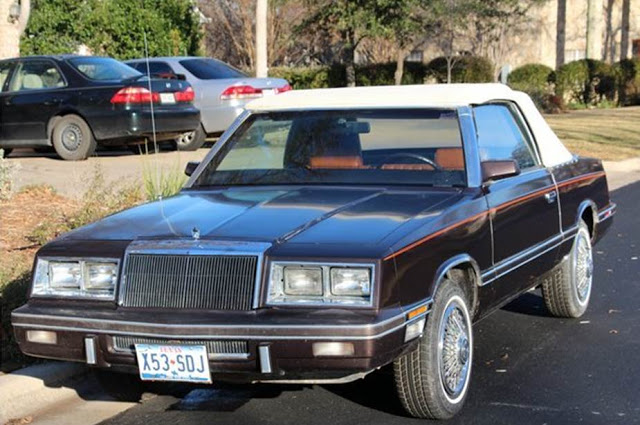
[546,106,640,161]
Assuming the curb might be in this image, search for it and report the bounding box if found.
[0,361,88,424]
[603,158,640,191]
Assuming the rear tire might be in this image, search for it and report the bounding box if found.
[394,271,473,419]
[93,370,144,402]
[175,123,206,151]
[51,115,96,161]
[542,220,593,318]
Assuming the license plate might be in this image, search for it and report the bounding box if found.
[135,344,211,383]
[262,89,275,96]
[160,93,176,104]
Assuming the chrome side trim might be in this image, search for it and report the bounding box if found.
[480,232,566,286]
[256,371,372,384]
[598,203,616,222]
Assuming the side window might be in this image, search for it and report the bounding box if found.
[9,61,65,92]
[132,62,174,76]
[0,62,13,92]
[473,103,538,170]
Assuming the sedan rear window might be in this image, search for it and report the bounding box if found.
[179,58,246,79]
[194,109,466,187]
[69,57,142,81]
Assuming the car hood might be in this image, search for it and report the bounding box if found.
[61,186,462,248]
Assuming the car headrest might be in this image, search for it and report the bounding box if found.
[23,74,44,90]
[435,148,464,170]
[309,156,363,169]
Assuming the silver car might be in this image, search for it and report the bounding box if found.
[126,56,290,150]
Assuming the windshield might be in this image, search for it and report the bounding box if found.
[194,109,466,187]
[69,57,142,81]
[179,58,246,79]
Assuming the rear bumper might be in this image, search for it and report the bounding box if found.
[199,103,244,135]
[11,303,428,383]
[88,107,201,143]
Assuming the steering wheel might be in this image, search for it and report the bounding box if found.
[377,152,441,170]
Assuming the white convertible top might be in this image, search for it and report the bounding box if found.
[246,84,573,167]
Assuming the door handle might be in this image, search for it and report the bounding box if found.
[545,190,557,204]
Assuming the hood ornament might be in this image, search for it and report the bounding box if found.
[191,226,200,240]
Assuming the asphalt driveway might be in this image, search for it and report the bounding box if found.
[97,180,640,425]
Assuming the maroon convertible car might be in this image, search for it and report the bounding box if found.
[12,84,615,419]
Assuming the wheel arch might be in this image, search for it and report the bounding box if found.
[47,110,96,143]
[576,199,598,239]
[431,254,481,317]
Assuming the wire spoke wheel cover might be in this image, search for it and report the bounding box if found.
[573,228,593,305]
[437,295,472,403]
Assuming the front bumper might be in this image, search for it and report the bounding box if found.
[11,303,429,383]
[87,106,201,143]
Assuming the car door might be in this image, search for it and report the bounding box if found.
[475,102,561,306]
[0,60,17,144]
[2,59,68,143]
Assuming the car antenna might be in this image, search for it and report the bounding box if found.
[143,31,180,237]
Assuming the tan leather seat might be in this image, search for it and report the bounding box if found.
[309,156,364,169]
[435,148,464,170]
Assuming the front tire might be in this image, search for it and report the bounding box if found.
[394,272,473,419]
[51,115,97,161]
[542,220,593,318]
[175,123,206,151]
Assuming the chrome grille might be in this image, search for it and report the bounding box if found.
[121,254,258,310]
[113,336,248,358]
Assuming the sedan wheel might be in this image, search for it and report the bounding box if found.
[542,219,593,318]
[394,272,473,419]
[52,115,97,161]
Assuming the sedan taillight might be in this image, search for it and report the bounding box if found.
[220,85,263,100]
[110,87,159,104]
[174,86,195,102]
[275,84,292,94]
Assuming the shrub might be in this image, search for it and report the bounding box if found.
[0,149,19,200]
[426,56,495,83]
[615,58,640,106]
[508,64,560,113]
[508,63,555,93]
[270,66,344,89]
[555,59,617,106]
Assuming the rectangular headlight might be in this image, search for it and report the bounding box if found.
[267,262,374,306]
[284,267,323,295]
[31,258,119,300]
[330,268,371,296]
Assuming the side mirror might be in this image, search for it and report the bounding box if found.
[185,161,200,177]
[481,160,520,182]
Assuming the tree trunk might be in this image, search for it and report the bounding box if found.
[343,30,357,87]
[446,57,453,84]
[0,0,31,59]
[555,0,566,68]
[585,0,602,59]
[394,48,406,86]
[255,0,268,77]
[620,0,630,60]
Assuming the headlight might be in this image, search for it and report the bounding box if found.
[330,268,371,296]
[268,262,374,306]
[32,258,119,300]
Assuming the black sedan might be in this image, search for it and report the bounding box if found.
[0,55,200,160]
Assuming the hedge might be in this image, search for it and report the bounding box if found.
[615,58,640,106]
[555,59,617,106]
[508,63,554,93]
[270,56,494,89]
